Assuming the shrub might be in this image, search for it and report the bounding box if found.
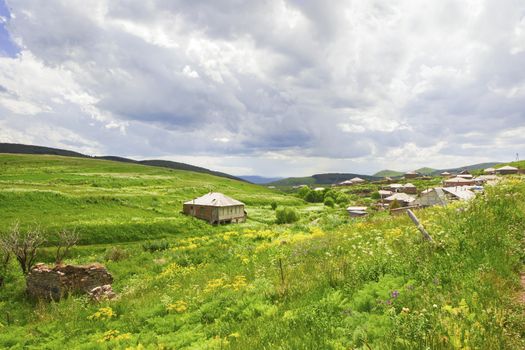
[142,240,170,253]
[270,201,278,210]
[324,197,335,208]
[104,247,129,262]
[389,199,401,210]
[275,207,300,224]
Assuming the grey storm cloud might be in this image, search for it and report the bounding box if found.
[0,0,525,176]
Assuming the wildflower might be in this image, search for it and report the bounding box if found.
[98,330,131,342]
[231,275,248,291]
[167,300,188,313]
[228,332,241,339]
[433,304,438,308]
[391,290,399,298]
[401,307,410,313]
[88,307,116,321]
[205,278,225,292]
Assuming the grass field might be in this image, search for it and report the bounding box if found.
[0,154,524,349]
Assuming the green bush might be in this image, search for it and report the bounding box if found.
[275,207,300,224]
[324,197,335,207]
[270,201,278,210]
[142,240,170,253]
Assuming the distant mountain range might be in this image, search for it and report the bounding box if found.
[0,143,247,183]
[373,162,502,178]
[268,173,381,187]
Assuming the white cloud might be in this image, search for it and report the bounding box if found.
[0,0,524,176]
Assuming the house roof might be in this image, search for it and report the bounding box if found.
[385,193,416,202]
[497,165,518,171]
[338,180,353,185]
[415,187,448,206]
[389,183,404,188]
[403,183,416,188]
[484,167,495,172]
[378,190,393,196]
[346,206,368,211]
[184,192,244,207]
[404,171,418,175]
[442,187,476,200]
[441,171,451,175]
[445,176,474,184]
[350,177,366,182]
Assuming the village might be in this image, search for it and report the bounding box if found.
[181,165,521,224]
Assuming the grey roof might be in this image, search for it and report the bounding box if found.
[385,193,416,202]
[442,187,476,200]
[403,183,416,188]
[350,177,366,182]
[415,188,448,206]
[445,176,474,184]
[497,165,518,171]
[184,192,244,206]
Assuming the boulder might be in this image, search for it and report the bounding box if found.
[26,263,113,301]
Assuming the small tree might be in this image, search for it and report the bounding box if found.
[270,201,278,210]
[276,208,300,224]
[389,199,401,210]
[324,196,335,208]
[55,228,79,264]
[0,245,10,287]
[0,223,45,275]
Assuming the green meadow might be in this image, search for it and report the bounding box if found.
[0,154,524,349]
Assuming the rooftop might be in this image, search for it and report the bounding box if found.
[184,192,244,207]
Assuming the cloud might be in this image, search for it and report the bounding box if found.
[0,0,524,176]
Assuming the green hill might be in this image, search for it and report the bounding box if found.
[372,169,403,177]
[0,143,246,183]
[414,167,437,175]
[0,154,300,244]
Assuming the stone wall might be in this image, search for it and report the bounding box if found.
[27,263,113,301]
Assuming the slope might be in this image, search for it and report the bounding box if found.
[0,154,300,244]
[0,143,246,183]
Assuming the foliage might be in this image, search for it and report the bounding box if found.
[323,196,335,207]
[389,199,401,209]
[270,201,277,210]
[54,229,79,264]
[0,222,45,275]
[142,240,170,253]
[0,154,524,349]
[275,207,300,224]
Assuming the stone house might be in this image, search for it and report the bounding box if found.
[183,192,246,224]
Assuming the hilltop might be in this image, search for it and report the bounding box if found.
[0,143,246,183]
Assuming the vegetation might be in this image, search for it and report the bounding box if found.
[275,207,300,224]
[0,154,524,349]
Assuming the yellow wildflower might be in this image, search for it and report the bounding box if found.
[167,300,188,313]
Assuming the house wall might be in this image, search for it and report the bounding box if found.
[183,204,246,224]
[218,205,246,223]
[497,169,518,175]
[183,204,217,223]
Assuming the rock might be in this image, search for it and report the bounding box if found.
[89,284,117,301]
[26,263,113,301]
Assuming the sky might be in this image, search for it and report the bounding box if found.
[0,0,524,177]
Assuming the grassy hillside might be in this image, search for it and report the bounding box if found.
[373,169,403,177]
[0,154,301,244]
[0,155,524,349]
[0,143,246,183]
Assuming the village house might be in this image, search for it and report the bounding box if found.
[183,192,246,224]
[474,175,498,185]
[443,176,476,187]
[346,206,368,217]
[483,167,496,175]
[496,165,518,175]
[350,177,366,184]
[404,171,420,179]
[387,183,404,192]
[414,188,448,207]
[440,171,452,178]
[402,183,417,194]
[384,192,416,207]
[442,187,476,201]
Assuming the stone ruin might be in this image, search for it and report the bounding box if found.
[26,263,115,301]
